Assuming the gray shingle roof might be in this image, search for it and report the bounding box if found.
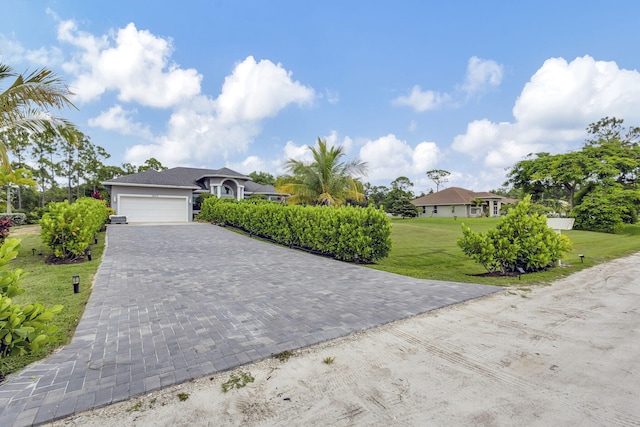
[103,167,277,194]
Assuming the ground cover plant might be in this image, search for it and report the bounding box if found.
[368,217,640,287]
[0,225,104,379]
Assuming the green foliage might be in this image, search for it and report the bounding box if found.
[200,197,392,263]
[221,371,255,392]
[40,197,108,260]
[0,238,24,298]
[249,171,276,186]
[572,186,640,233]
[277,137,367,206]
[457,196,572,274]
[0,295,63,357]
[0,238,63,357]
[323,356,335,364]
[0,213,27,226]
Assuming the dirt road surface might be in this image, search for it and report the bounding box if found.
[51,253,640,426]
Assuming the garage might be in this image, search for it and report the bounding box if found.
[118,195,189,223]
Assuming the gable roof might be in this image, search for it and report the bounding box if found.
[411,187,504,206]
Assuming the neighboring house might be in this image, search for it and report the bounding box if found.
[103,167,282,223]
[411,187,516,218]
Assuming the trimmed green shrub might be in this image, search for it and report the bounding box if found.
[200,197,392,263]
[40,197,108,260]
[458,195,572,274]
[572,187,640,233]
[0,238,63,357]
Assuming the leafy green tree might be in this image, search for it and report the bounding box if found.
[277,138,368,206]
[458,195,572,274]
[249,171,276,185]
[0,168,36,213]
[426,169,450,192]
[137,157,168,172]
[384,176,416,214]
[365,184,389,208]
[572,185,639,233]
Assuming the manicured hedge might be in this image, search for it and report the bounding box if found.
[200,198,391,263]
[40,198,109,260]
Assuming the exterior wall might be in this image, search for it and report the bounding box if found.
[418,204,465,218]
[110,185,194,221]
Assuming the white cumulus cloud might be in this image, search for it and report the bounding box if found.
[58,20,202,107]
[452,55,640,170]
[215,56,315,123]
[88,105,154,139]
[393,56,503,112]
[359,134,440,182]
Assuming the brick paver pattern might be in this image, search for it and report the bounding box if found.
[0,224,498,426]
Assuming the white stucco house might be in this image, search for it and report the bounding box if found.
[103,167,282,223]
[411,187,517,218]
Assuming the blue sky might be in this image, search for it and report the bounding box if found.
[2,0,640,194]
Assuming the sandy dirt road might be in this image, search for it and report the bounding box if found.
[52,253,640,426]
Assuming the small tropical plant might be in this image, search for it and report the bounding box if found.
[0,238,63,357]
[458,195,572,274]
[40,197,108,260]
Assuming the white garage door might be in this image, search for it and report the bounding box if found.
[119,196,188,223]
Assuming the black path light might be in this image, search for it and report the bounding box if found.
[32,248,36,256]
[579,254,585,264]
[86,249,92,261]
[72,275,80,294]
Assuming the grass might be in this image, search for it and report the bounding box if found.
[368,217,640,287]
[0,225,105,378]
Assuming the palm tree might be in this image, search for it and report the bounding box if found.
[277,138,368,206]
[0,61,76,169]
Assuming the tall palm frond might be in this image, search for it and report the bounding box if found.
[0,61,76,170]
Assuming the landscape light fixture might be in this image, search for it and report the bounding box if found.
[72,275,80,294]
[32,248,36,256]
[517,267,525,280]
[579,254,584,264]
[86,249,92,261]
[94,235,98,244]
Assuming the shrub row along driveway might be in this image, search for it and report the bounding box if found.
[0,223,498,426]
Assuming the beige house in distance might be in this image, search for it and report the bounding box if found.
[411,187,516,218]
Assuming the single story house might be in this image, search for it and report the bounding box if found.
[103,167,282,223]
[411,187,517,218]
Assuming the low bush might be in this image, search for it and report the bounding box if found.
[40,198,108,260]
[0,238,63,358]
[200,198,392,263]
[458,196,572,274]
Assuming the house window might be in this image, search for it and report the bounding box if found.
[451,206,455,213]
[433,205,438,214]
[422,206,426,214]
[471,207,478,215]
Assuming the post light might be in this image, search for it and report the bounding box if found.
[72,275,80,293]
[32,248,36,256]
[579,254,584,264]
[86,249,92,261]
[94,235,98,244]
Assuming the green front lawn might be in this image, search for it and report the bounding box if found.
[0,226,104,378]
[368,217,640,286]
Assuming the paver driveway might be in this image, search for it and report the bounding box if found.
[0,223,499,426]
